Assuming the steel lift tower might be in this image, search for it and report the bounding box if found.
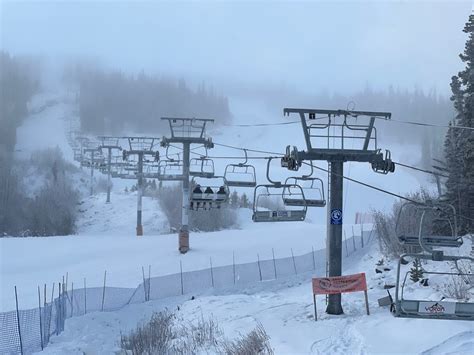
[281,108,395,315]
[122,137,160,236]
[98,136,122,203]
[160,117,214,254]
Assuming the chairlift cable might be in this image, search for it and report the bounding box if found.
[374,117,474,131]
[394,161,449,178]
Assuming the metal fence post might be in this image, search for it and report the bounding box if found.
[232,251,236,285]
[148,265,151,301]
[83,278,87,315]
[272,248,277,279]
[71,282,74,317]
[209,257,214,287]
[352,226,357,252]
[291,248,297,274]
[257,254,262,281]
[14,286,24,355]
[180,261,184,295]
[312,246,316,270]
[101,271,107,312]
[38,286,44,350]
[142,266,147,302]
[344,230,349,257]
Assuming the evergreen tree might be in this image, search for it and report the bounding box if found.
[230,190,240,208]
[240,193,250,209]
[444,14,474,233]
[409,258,424,283]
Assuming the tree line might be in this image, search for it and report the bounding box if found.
[65,66,232,134]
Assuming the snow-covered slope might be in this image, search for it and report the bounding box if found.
[39,240,474,355]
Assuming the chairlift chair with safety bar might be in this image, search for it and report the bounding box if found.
[283,161,326,207]
[393,201,474,320]
[189,151,215,178]
[157,148,185,181]
[190,176,230,210]
[252,158,307,222]
[224,149,257,187]
[142,163,160,179]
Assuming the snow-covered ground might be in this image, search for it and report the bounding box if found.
[2,90,470,354]
[40,241,474,355]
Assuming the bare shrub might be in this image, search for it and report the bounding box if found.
[442,261,473,301]
[220,323,274,355]
[120,311,175,355]
[442,276,472,301]
[120,311,273,355]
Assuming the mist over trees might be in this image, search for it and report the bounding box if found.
[0,148,80,237]
[443,14,474,234]
[0,51,40,154]
[65,66,232,135]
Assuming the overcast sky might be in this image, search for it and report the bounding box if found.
[1,1,472,95]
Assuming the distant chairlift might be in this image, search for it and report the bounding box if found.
[283,162,326,207]
[224,149,257,187]
[190,176,229,211]
[252,158,307,222]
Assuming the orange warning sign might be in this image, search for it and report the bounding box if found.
[312,273,368,295]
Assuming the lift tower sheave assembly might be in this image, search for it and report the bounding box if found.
[122,137,160,237]
[281,108,395,315]
[160,117,215,254]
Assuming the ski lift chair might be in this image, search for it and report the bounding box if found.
[252,158,307,222]
[190,176,229,210]
[393,252,474,320]
[142,164,160,179]
[283,162,326,207]
[224,149,257,187]
[392,202,474,320]
[158,159,185,181]
[189,156,215,178]
[395,202,463,250]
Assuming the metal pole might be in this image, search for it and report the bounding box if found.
[257,254,262,281]
[272,248,277,279]
[38,286,44,350]
[101,271,107,312]
[106,147,112,203]
[14,286,23,355]
[179,142,191,253]
[137,153,144,236]
[180,260,184,295]
[209,257,214,287]
[326,160,344,315]
[90,150,94,196]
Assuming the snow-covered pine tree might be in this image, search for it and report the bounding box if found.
[409,258,424,283]
[444,13,474,233]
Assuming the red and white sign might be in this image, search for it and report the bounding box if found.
[311,273,370,320]
[312,273,368,295]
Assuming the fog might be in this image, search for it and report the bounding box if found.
[1,0,472,96]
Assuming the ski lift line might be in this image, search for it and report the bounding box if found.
[221,116,330,128]
[375,117,474,131]
[394,161,449,178]
[189,140,474,223]
[222,120,300,127]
